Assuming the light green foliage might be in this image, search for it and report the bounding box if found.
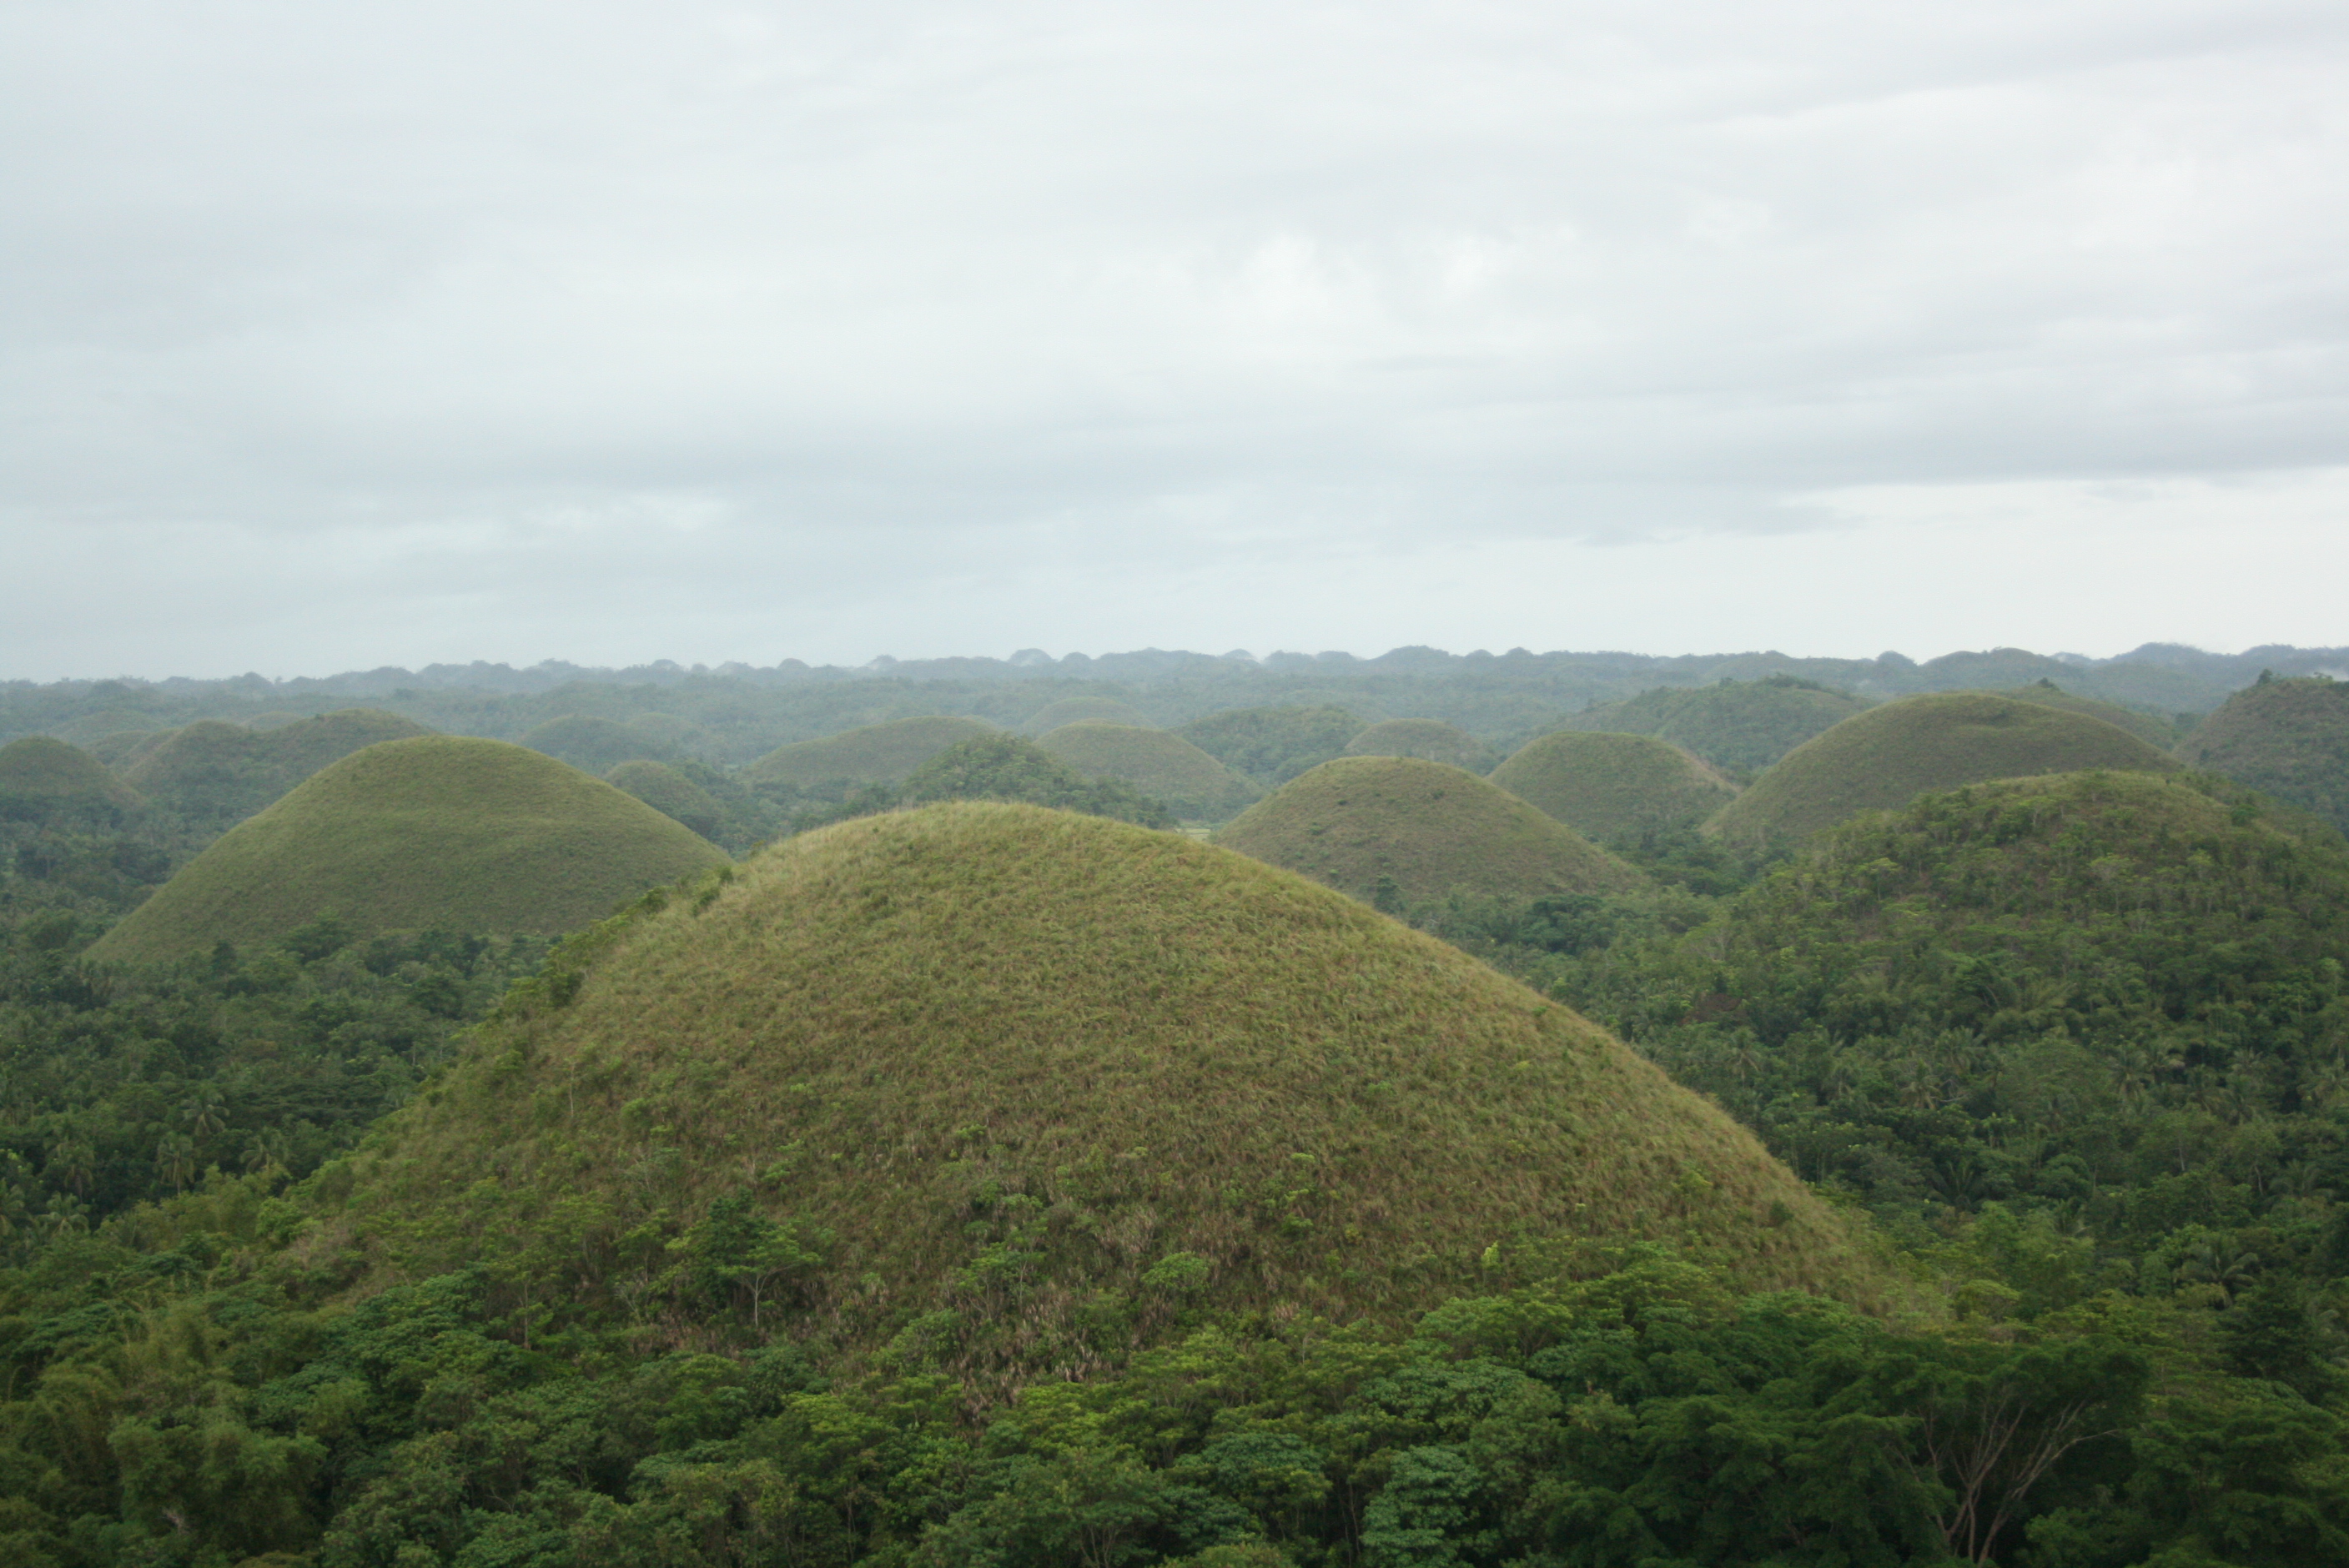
[1561,676,1869,777]
[1034,723,1262,822]
[1214,756,1646,907]
[1488,731,1738,841]
[744,716,996,787]
[1342,719,1493,774]
[2001,679,2180,748]
[2178,675,2349,834]
[522,713,676,772]
[91,737,728,963]
[345,802,1879,1377]
[1708,691,2180,842]
[1024,696,1152,734]
[1177,706,1369,785]
[120,709,435,829]
[606,758,733,842]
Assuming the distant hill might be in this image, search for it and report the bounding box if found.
[743,716,994,787]
[1021,696,1150,733]
[604,759,732,842]
[1707,692,2180,842]
[901,734,1176,827]
[1034,722,1262,821]
[119,709,435,827]
[1215,755,1644,905]
[521,715,677,773]
[1559,677,1869,777]
[339,802,1884,1372]
[91,737,727,963]
[1178,705,1369,783]
[1342,717,1492,772]
[1999,681,2178,748]
[2177,676,2349,835]
[1489,731,1739,841]
[0,736,143,827]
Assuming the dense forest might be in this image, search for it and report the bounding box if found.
[2,646,2348,1566]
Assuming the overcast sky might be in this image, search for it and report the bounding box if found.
[4,0,2344,677]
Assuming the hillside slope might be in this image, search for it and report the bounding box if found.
[1342,716,1491,771]
[1214,756,1644,903]
[92,737,727,962]
[2176,676,2349,834]
[1708,691,2178,842]
[1490,731,1738,841]
[1562,679,1868,776]
[0,736,143,826]
[120,709,434,827]
[743,716,993,787]
[1034,721,1261,820]
[345,802,1883,1374]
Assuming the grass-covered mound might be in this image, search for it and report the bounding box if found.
[0,736,143,826]
[744,716,993,787]
[1214,756,1644,904]
[120,709,435,827]
[1342,716,1491,771]
[1022,696,1150,733]
[2177,676,2349,835]
[1179,704,1369,782]
[1565,677,1869,776]
[343,802,1881,1365]
[2000,681,2178,748]
[1707,692,2179,842]
[521,714,675,772]
[605,759,732,841]
[91,737,727,963]
[1034,722,1262,821]
[1489,731,1738,841]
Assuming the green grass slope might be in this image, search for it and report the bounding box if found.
[604,759,732,842]
[1999,681,2178,748]
[2177,676,2349,835]
[121,709,434,827]
[1707,692,2180,843]
[1342,716,1491,771]
[1562,677,1869,777]
[1489,731,1739,841]
[1022,696,1150,733]
[743,716,994,787]
[1214,756,1645,904]
[1034,721,1262,821]
[522,715,676,773]
[0,736,143,825]
[91,737,727,963]
[343,802,1884,1367]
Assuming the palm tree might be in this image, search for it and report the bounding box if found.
[154,1133,199,1193]
[2175,1238,2261,1303]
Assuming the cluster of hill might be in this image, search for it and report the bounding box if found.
[3,652,2349,1564]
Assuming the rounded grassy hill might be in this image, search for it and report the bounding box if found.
[1022,696,1150,734]
[0,736,143,826]
[1034,722,1261,821]
[342,802,1883,1369]
[1178,705,1370,783]
[744,716,993,787]
[2176,676,2349,836]
[1563,678,1869,777]
[605,759,732,842]
[1706,692,2180,843]
[1342,717,1491,772]
[91,737,728,963]
[522,715,676,773]
[1490,731,1738,841]
[1999,681,2177,749]
[1213,756,1644,904]
[122,709,435,827]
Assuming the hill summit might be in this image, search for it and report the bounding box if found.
[2177,675,2349,835]
[1214,756,1643,904]
[1034,721,1262,821]
[743,716,993,787]
[1490,731,1738,841]
[1342,716,1491,771]
[92,737,727,962]
[0,736,142,827]
[1708,691,2180,842]
[344,802,1880,1375]
[120,709,434,827]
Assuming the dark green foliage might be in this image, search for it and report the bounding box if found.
[1024,696,1153,733]
[1343,718,1495,773]
[120,709,434,830]
[1177,706,1370,784]
[2179,675,2349,835]
[778,734,1180,832]
[521,713,676,772]
[1562,676,1869,778]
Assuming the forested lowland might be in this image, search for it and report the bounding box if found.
[0,651,2346,1565]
